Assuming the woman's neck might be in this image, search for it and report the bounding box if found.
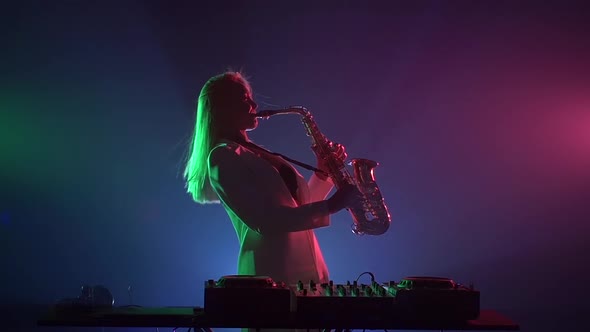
[216,130,250,145]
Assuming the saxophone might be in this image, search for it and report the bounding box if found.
[257,106,391,236]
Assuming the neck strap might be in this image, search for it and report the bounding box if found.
[242,142,329,177]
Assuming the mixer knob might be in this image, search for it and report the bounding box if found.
[207,279,216,287]
[303,288,308,296]
[297,280,303,291]
[352,280,358,287]
[372,282,379,293]
[346,280,351,286]
[309,280,316,290]
[387,285,397,296]
[325,287,333,296]
[365,287,373,297]
[351,287,359,297]
[329,280,334,287]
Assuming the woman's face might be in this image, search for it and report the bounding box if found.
[215,81,258,132]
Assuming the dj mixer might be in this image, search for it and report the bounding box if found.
[204,275,480,321]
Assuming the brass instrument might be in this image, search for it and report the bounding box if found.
[257,106,391,236]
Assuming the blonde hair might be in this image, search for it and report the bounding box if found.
[183,71,251,203]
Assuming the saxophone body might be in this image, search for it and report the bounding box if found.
[257,106,391,236]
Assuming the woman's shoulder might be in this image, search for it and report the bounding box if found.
[208,140,251,164]
[211,139,240,152]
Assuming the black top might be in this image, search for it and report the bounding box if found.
[242,141,300,204]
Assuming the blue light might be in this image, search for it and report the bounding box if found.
[0,211,10,225]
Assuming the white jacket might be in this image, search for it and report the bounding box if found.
[208,140,334,284]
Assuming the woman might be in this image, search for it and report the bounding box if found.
[184,71,361,285]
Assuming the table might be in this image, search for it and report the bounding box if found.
[38,306,520,330]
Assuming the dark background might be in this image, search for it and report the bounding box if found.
[1,1,589,331]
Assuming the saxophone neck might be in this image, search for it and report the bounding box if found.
[256,106,310,119]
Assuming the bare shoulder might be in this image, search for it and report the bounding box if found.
[208,142,243,166]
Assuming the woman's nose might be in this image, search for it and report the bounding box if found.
[249,99,258,110]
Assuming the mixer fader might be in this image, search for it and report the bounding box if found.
[291,279,396,315]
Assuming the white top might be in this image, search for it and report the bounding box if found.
[208,140,334,284]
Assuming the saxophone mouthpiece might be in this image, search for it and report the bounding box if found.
[255,110,274,119]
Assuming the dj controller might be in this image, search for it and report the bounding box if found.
[204,275,480,321]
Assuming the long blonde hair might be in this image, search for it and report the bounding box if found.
[183,71,252,203]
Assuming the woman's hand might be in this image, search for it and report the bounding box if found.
[313,142,347,181]
[326,183,364,214]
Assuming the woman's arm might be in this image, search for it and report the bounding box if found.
[208,144,331,234]
[307,173,335,202]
